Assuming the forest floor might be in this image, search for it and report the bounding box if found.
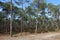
[0,32,60,40]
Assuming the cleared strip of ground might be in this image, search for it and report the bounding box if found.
[0,32,60,40]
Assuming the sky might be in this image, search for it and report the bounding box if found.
[47,0,60,5]
[0,0,60,9]
[0,0,60,18]
[0,0,60,5]
[0,0,60,10]
[0,0,60,8]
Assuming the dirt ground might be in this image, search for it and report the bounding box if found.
[0,32,60,40]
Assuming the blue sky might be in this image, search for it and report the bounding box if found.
[0,0,60,5]
[47,0,60,5]
[0,0,60,18]
[0,0,60,8]
[0,0,60,9]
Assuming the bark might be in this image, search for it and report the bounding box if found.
[10,0,13,37]
[35,19,38,33]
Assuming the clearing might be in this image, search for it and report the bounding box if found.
[0,32,60,40]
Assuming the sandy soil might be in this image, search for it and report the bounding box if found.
[0,32,60,40]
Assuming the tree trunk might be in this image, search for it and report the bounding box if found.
[21,19,23,35]
[35,19,38,33]
[10,0,13,37]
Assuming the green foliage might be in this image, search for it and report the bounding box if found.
[0,0,60,34]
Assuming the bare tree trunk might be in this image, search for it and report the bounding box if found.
[21,19,23,35]
[35,19,38,33]
[20,0,23,35]
[10,0,13,37]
